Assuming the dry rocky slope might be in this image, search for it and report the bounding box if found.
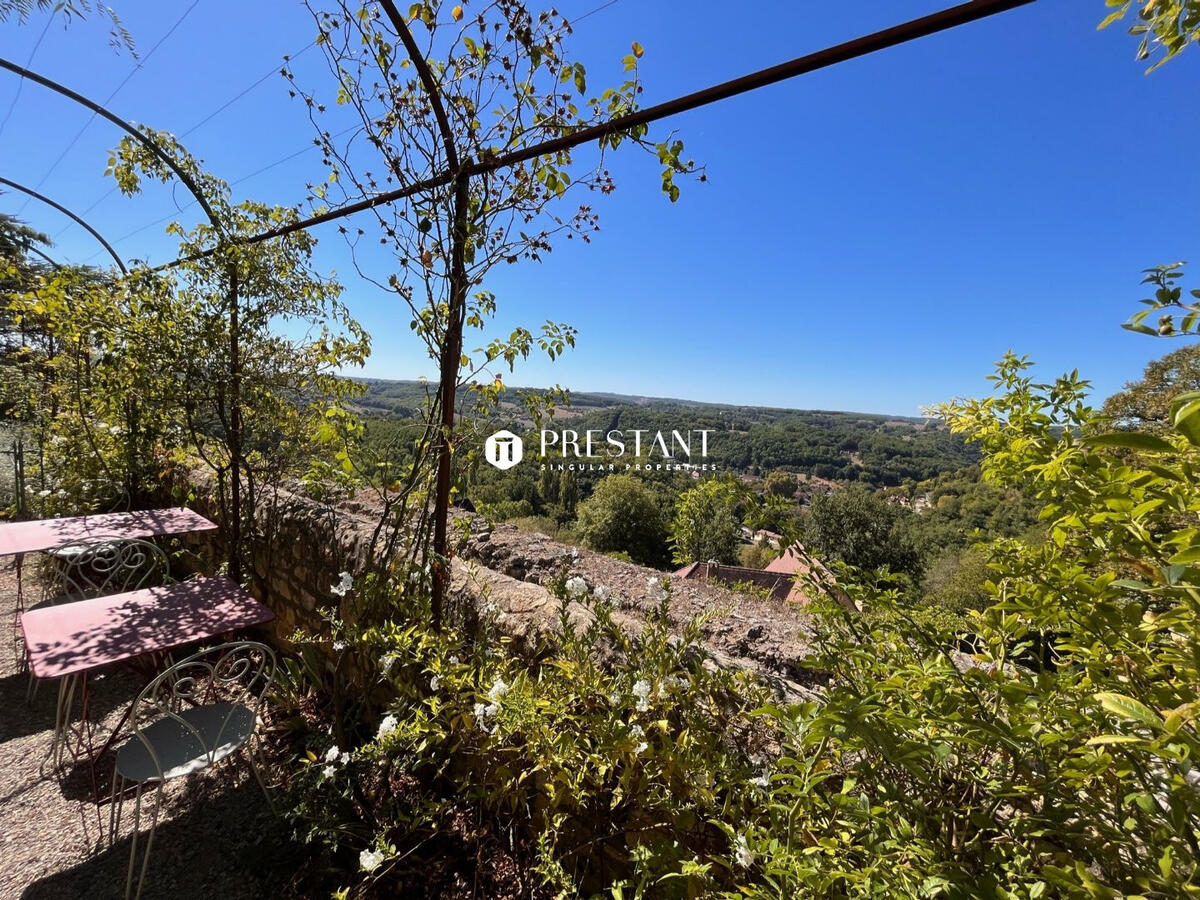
[198,476,824,701]
[450,514,823,700]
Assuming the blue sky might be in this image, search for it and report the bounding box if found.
[1,1,1197,415]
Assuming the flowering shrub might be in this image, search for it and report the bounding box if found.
[283,574,774,896]
[282,351,1200,897]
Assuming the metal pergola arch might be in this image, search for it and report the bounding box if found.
[0,175,127,273]
[25,244,62,269]
[0,0,1035,603]
[0,55,251,575]
[154,0,1036,270]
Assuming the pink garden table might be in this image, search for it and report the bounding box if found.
[20,576,274,781]
[0,506,216,563]
[1,507,218,657]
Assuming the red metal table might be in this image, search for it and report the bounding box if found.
[20,576,274,777]
[1,507,218,659]
[0,507,217,558]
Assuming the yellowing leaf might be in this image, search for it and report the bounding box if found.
[451,4,463,21]
[631,41,644,59]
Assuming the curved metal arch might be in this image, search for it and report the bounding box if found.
[0,57,222,234]
[0,175,127,273]
[157,0,1034,271]
[25,245,63,269]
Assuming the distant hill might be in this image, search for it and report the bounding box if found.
[354,378,972,487]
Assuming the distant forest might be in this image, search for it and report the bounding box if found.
[354,379,979,487]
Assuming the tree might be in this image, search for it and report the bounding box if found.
[0,0,135,53]
[804,483,922,581]
[575,473,669,567]
[1100,1,1200,69]
[559,469,579,517]
[19,133,372,580]
[762,470,796,499]
[921,546,993,614]
[1103,344,1200,430]
[669,476,742,565]
[288,0,695,626]
[750,351,1200,896]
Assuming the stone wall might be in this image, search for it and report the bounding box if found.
[188,478,824,700]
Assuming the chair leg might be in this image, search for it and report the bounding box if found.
[129,782,164,900]
[124,781,143,900]
[246,736,275,814]
[55,675,81,767]
[109,771,124,848]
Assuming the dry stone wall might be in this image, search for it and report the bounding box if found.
[188,479,824,699]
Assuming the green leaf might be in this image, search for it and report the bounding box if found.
[1095,692,1162,729]
[1084,432,1174,453]
[1086,734,1145,745]
[1167,546,1200,565]
[1173,397,1200,446]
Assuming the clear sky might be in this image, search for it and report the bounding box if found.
[1,1,1197,416]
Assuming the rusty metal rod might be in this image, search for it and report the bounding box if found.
[153,0,1032,270]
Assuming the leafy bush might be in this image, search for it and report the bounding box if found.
[718,353,1200,897]
[575,473,671,567]
[284,575,773,897]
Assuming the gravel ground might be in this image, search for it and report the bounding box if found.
[0,559,300,900]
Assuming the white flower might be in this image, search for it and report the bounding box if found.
[630,725,645,739]
[474,701,499,731]
[376,714,398,741]
[340,751,350,765]
[380,654,397,675]
[331,571,354,597]
[750,775,769,790]
[37,489,51,498]
[322,764,336,778]
[592,585,609,600]
[430,675,440,691]
[565,576,588,599]
[324,745,341,764]
[632,679,652,712]
[487,677,509,703]
[333,640,346,651]
[449,655,460,665]
[634,741,648,755]
[734,834,755,868]
[359,848,385,872]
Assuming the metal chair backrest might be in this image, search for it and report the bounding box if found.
[53,536,170,602]
[127,641,276,781]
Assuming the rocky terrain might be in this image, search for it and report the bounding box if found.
[452,514,825,700]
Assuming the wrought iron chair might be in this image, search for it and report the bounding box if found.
[47,535,171,602]
[108,641,275,900]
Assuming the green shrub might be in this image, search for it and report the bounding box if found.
[284,576,773,897]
